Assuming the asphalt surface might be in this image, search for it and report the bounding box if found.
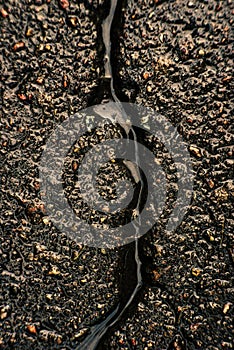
[0,0,234,349]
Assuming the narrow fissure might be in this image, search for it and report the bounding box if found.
[76,0,145,349]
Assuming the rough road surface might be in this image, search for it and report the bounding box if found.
[0,0,233,349]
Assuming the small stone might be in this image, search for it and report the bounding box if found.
[48,266,60,275]
[101,248,107,254]
[73,328,88,339]
[46,293,53,301]
[152,270,161,281]
[0,311,7,320]
[27,324,37,334]
[192,267,201,277]
[42,217,50,225]
[37,44,44,52]
[146,85,152,93]
[207,179,215,188]
[159,34,164,43]
[63,74,69,88]
[72,161,78,171]
[26,28,33,37]
[198,49,205,56]
[13,41,25,51]
[69,16,78,27]
[1,8,8,17]
[154,244,163,255]
[36,77,44,85]
[143,72,149,80]
[223,302,232,314]
[18,93,27,101]
[188,1,195,8]
[45,44,51,51]
[189,145,202,158]
[59,0,69,9]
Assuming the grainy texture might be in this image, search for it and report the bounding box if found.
[104,0,234,349]
[1,0,234,349]
[0,1,120,349]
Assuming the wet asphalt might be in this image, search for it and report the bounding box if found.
[0,0,234,349]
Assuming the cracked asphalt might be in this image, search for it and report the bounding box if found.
[0,0,234,349]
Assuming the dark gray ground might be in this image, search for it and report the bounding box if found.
[0,0,234,349]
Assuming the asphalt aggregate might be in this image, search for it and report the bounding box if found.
[0,0,233,349]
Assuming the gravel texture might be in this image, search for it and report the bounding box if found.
[1,0,234,349]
